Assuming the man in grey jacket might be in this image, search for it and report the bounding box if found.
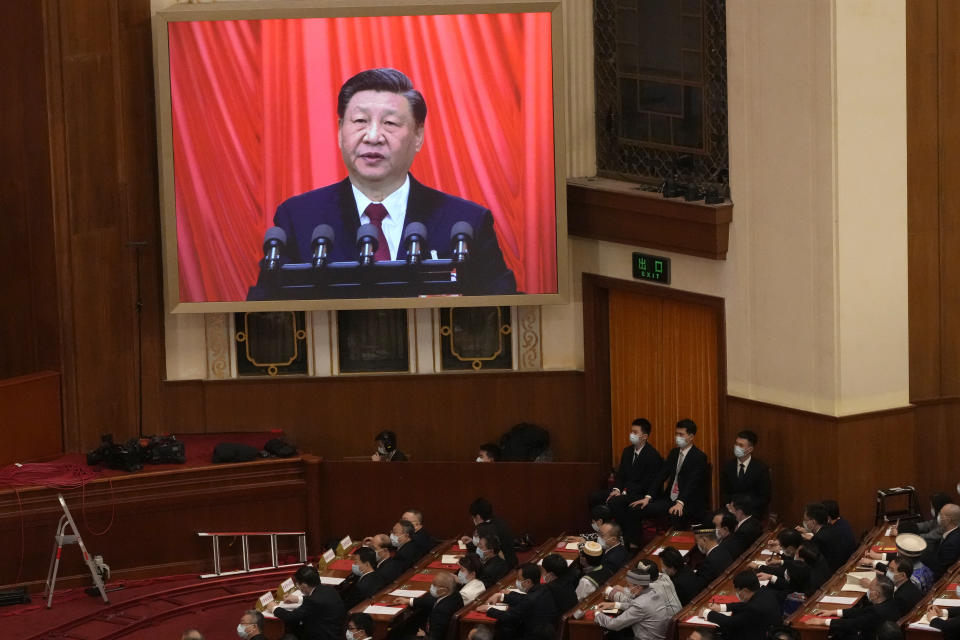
[593,564,671,640]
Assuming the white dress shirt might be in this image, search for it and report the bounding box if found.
[351,175,411,260]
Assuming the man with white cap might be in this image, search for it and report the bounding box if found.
[862,532,936,593]
[594,563,671,640]
[576,541,612,601]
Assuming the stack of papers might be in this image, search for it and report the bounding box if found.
[908,614,935,631]
[441,554,462,565]
[819,596,857,605]
[685,616,719,627]
[934,598,960,607]
[364,605,405,615]
[389,589,426,598]
[319,576,345,586]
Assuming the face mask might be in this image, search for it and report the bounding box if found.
[733,445,746,458]
[352,564,362,576]
[472,535,480,546]
[515,579,525,592]
[346,630,355,640]
[598,537,609,550]
[377,445,388,455]
[629,433,641,446]
[476,457,484,462]
[429,585,439,597]
[457,570,468,584]
[477,547,486,560]
[932,507,937,519]
[886,570,896,582]
[390,533,401,547]
[591,522,600,533]
[237,624,250,639]
[675,435,687,448]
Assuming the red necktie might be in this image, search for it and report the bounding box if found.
[364,203,391,262]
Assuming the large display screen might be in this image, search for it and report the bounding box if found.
[154,3,566,311]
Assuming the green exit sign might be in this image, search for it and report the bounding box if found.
[633,253,670,284]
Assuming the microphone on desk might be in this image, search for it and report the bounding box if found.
[310,224,334,268]
[357,223,380,266]
[450,222,473,263]
[402,223,428,265]
[262,226,287,271]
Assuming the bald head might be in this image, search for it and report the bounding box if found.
[941,504,960,529]
[181,631,204,640]
[433,570,456,595]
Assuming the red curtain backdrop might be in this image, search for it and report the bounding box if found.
[168,13,557,302]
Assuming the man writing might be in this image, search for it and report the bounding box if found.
[252,67,516,298]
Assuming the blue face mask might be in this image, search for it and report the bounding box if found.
[733,445,746,458]
[457,570,468,584]
[477,547,487,560]
[390,533,401,547]
[352,564,362,576]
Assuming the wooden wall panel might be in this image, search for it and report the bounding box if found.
[0,372,63,466]
[162,371,589,463]
[320,461,603,544]
[906,0,941,401]
[939,0,960,399]
[0,1,61,380]
[913,401,960,503]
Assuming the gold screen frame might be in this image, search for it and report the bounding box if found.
[152,0,569,313]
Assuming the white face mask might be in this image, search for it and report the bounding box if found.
[885,570,896,582]
[515,579,525,592]
[346,630,355,640]
[377,445,388,455]
[675,435,687,448]
[430,585,440,597]
[237,624,251,639]
[591,522,601,533]
[629,433,641,446]
[932,506,937,519]
[472,535,480,546]
[457,570,469,584]
[477,547,486,560]
[476,456,484,462]
[733,445,746,458]
[390,533,401,547]
[955,585,960,599]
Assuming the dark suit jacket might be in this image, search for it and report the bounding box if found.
[718,534,746,560]
[488,584,559,640]
[545,578,579,613]
[601,543,629,574]
[813,523,857,572]
[931,606,960,640]
[719,457,772,515]
[921,527,960,579]
[412,528,436,556]
[733,515,764,552]
[273,584,346,640]
[489,515,518,568]
[480,555,509,588]
[613,443,663,496]
[829,598,900,639]
[648,445,709,518]
[706,587,782,640]
[694,545,733,592]
[893,579,922,615]
[341,570,386,610]
[412,591,464,640]
[251,176,517,299]
[669,567,701,606]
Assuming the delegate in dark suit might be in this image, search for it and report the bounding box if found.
[892,579,922,615]
[487,585,559,640]
[921,527,960,579]
[719,457,772,515]
[251,176,516,298]
[669,567,701,606]
[479,555,509,588]
[341,570,386,610]
[376,540,424,584]
[706,587,782,640]
[411,591,464,640]
[827,598,900,639]
[813,523,857,572]
[931,606,960,640]
[694,545,734,591]
[273,584,346,640]
[638,445,709,525]
[732,515,764,552]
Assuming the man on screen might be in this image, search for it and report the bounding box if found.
[251,67,516,298]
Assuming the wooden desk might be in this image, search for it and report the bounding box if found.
[453,534,582,640]
[673,527,782,637]
[349,539,456,639]
[565,529,697,640]
[786,525,889,640]
[902,568,960,639]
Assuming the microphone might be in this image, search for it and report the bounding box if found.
[262,226,287,271]
[310,224,334,268]
[450,222,474,263]
[357,223,380,266]
[402,222,428,265]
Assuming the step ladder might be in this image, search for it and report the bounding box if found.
[197,530,308,579]
[44,494,109,608]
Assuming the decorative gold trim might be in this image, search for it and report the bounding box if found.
[517,306,543,370]
[205,313,231,380]
[440,307,511,370]
[236,312,302,375]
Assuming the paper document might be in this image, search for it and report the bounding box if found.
[846,571,875,581]
[565,542,580,551]
[685,616,719,627]
[840,584,869,593]
[934,598,960,607]
[760,549,773,555]
[364,605,405,615]
[340,535,353,550]
[820,596,857,605]
[390,589,427,598]
[441,554,463,565]
[322,549,336,563]
[320,576,345,585]
[458,540,467,550]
